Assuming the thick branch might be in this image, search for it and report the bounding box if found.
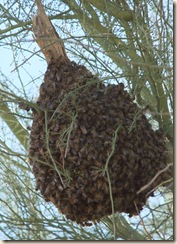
[32,0,69,64]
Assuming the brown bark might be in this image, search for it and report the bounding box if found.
[32,0,69,64]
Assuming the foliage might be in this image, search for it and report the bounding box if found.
[0,0,173,240]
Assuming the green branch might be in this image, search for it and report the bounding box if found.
[0,101,29,150]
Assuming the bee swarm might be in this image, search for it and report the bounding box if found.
[29,56,170,226]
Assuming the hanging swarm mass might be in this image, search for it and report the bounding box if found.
[29,56,170,226]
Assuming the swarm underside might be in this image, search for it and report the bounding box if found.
[29,57,170,226]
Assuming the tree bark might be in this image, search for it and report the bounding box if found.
[33,0,69,64]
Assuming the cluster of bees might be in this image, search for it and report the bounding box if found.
[29,56,170,226]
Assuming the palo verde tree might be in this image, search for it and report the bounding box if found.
[0,0,173,240]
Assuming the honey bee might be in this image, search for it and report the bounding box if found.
[18,102,30,111]
[96,204,103,213]
[87,206,94,215]
[94,191,103,202]
[84,222,92,227]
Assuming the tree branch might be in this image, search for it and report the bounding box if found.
[32,0,69,63]
[136,163,173,195]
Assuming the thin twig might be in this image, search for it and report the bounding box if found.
[64,112,77,158]
[104,124,122,240]
[137,163,173,195]
[146,178,173,196]
[44,111,65,188]
[134,201,152,240]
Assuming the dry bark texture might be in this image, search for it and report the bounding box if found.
[29,57,170,226]
[33,0,69,63]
